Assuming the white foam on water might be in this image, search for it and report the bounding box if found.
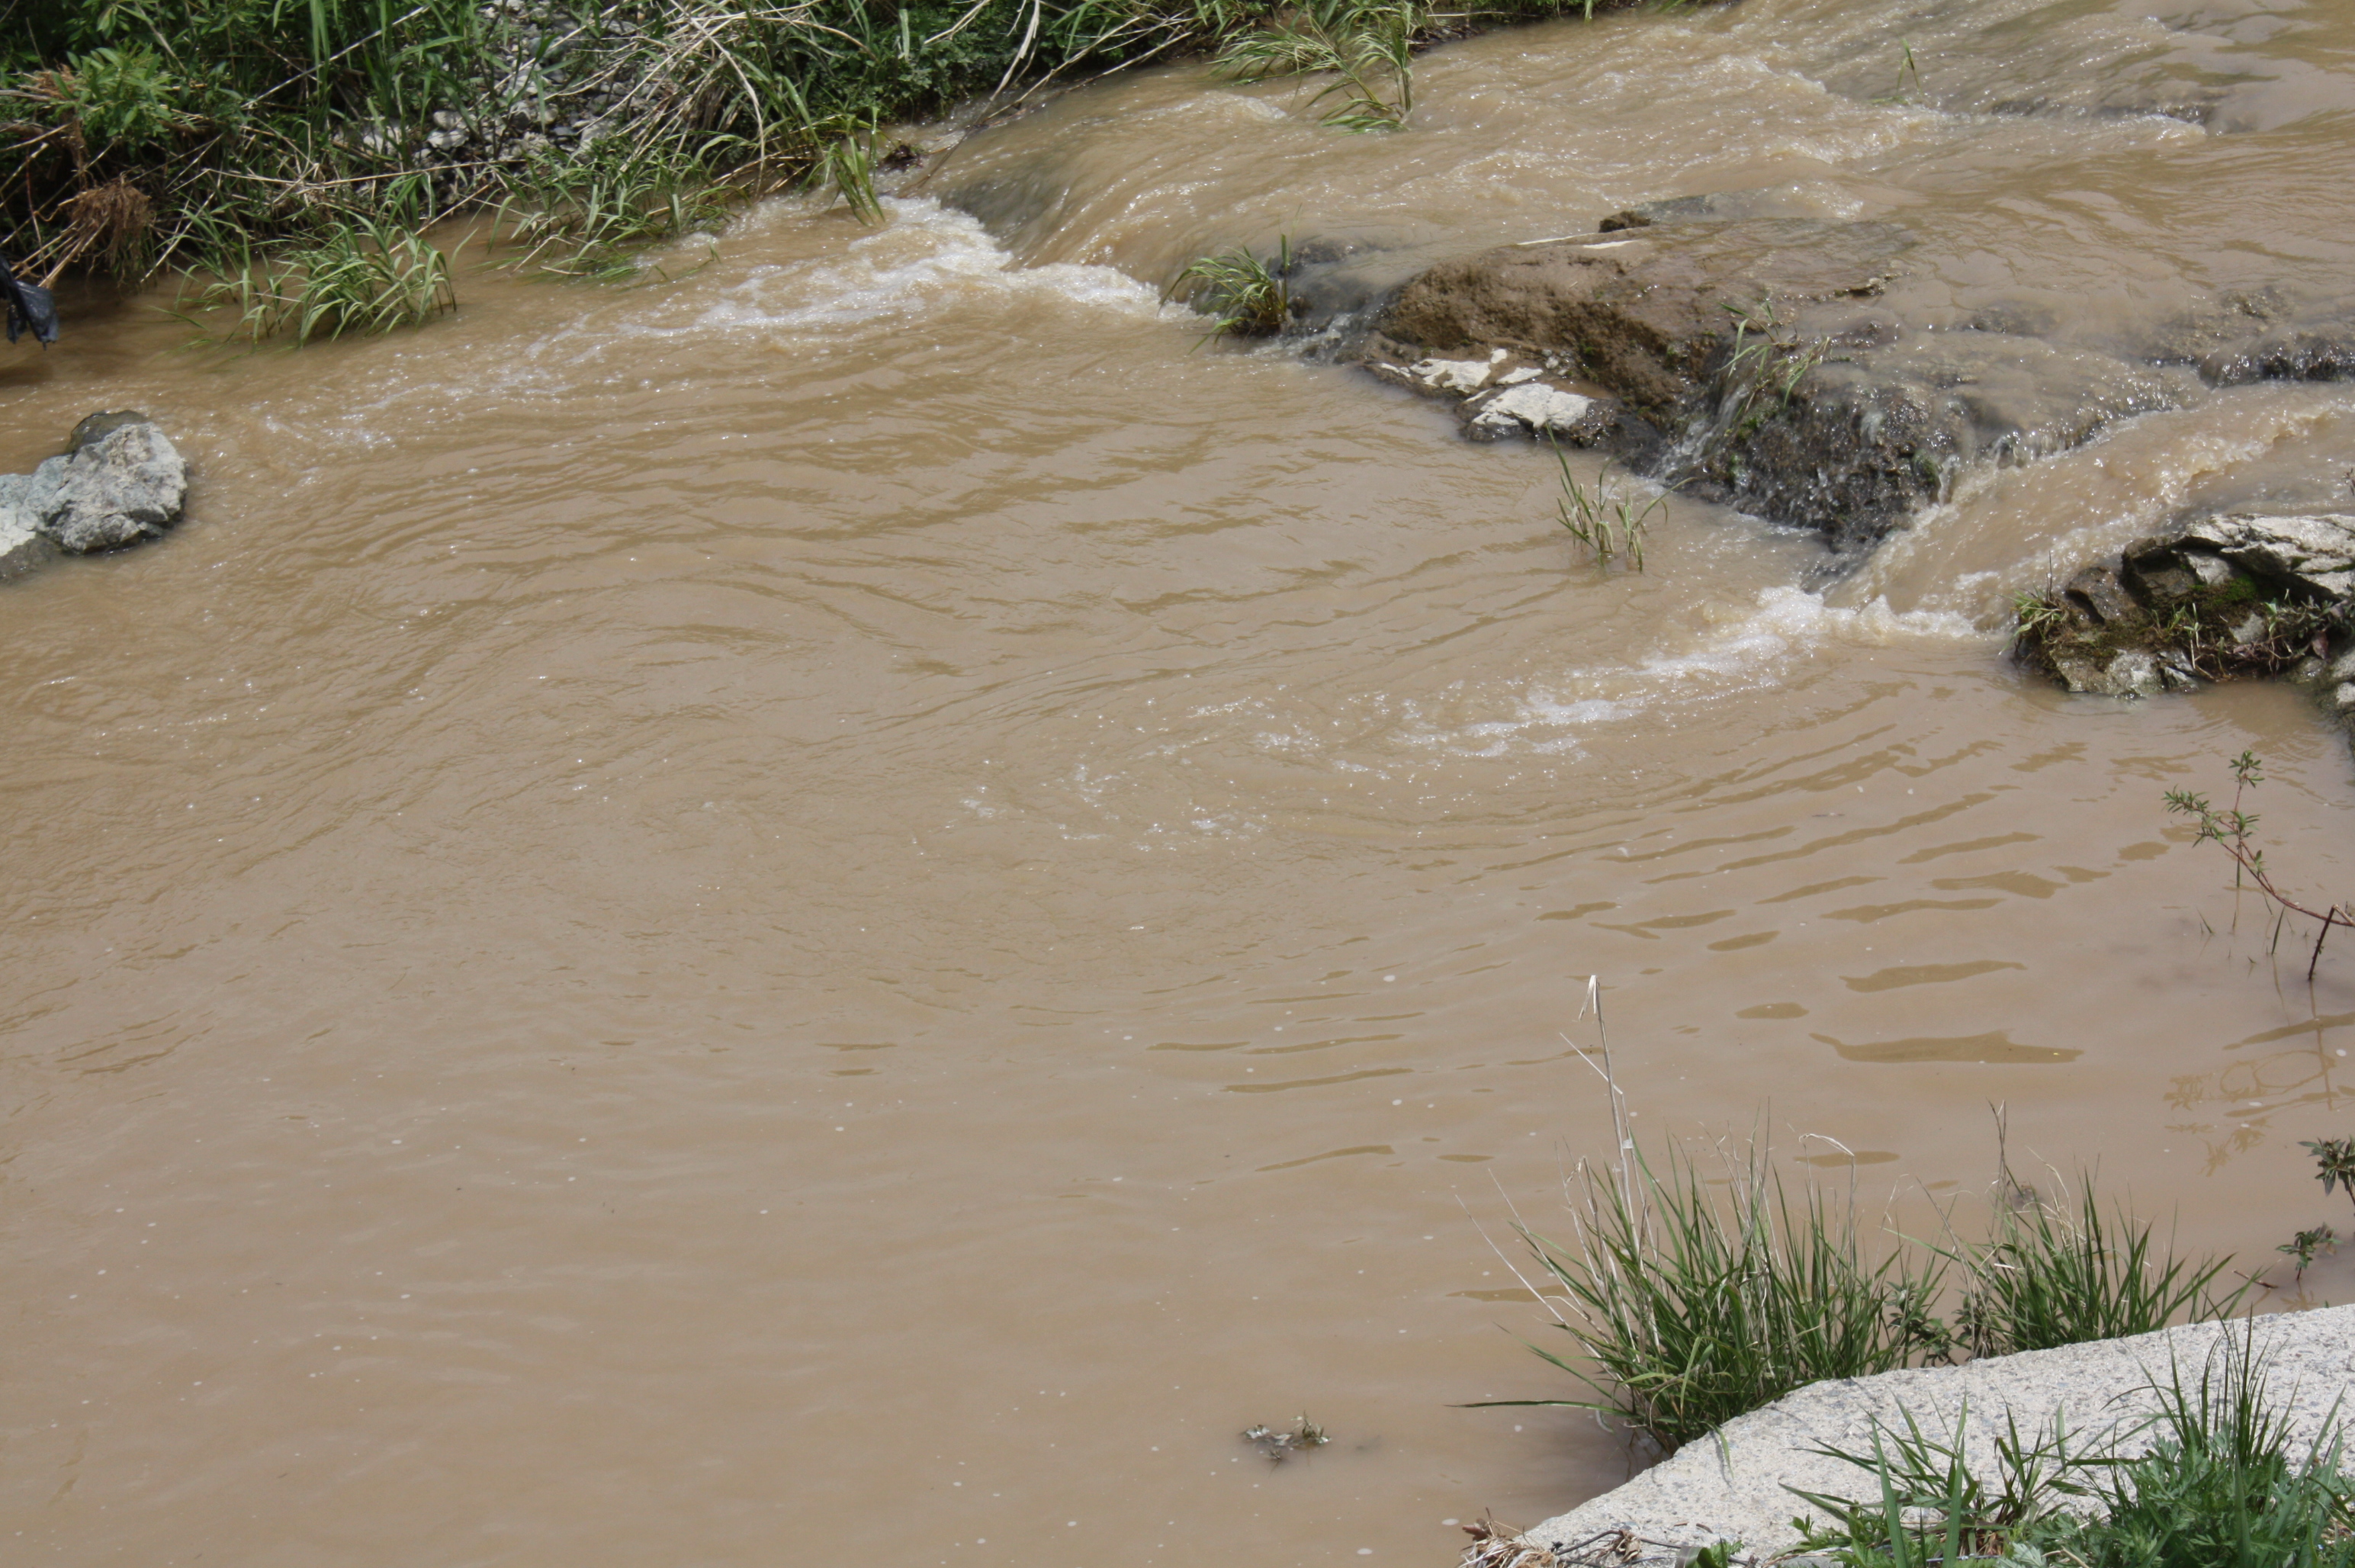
[686,196,1169,336]
[1391,586,1984,760]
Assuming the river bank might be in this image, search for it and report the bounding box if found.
[2,0,1682,323]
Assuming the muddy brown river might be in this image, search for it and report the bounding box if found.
[7,0,2355,1563]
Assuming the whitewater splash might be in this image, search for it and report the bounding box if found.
[689,196,1176,336]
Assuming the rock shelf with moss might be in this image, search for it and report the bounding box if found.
[2011,512,2355,707]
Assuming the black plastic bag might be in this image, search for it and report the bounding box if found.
[0,252,59,346]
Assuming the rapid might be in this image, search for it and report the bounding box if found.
[5,0,2355,1563]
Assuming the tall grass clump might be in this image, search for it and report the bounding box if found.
[1492,1137,1952,1451]
[1945,1176,2247,1360]
[178,216,457,344]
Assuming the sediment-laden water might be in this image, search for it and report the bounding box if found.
[6,2,2355,1563]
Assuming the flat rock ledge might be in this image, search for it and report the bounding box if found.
[1345,206,2353,555]
[0,411,188,581]
[1518,1306,2355,1566]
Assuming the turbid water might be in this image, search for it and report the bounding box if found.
[6,2,2355,1564]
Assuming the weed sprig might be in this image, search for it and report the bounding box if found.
[1552,444,1661,569]
[2164,750,2355,981]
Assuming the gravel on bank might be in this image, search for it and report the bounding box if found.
[1522,1304,2355,1564]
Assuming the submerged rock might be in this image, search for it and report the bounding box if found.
[0,412,188,576]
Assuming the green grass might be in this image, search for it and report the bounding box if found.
[1553,443,1663,568]
[176,214,456,344]
[1945,1178,2247,1360]
[1481,1007,2244,1453]
[1216,0,1418,130]
[1502,1156,2244,1453]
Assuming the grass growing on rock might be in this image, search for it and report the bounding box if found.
[2013,573,2334,686]
[1786,1326,2355,1568]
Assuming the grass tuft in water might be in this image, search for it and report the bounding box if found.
[1479,985,2245,1454]
[1942,1174,2247,1361]
[1552,444,1662,569]
[1170,237,1296,339]
[1486,1135,1952,1452]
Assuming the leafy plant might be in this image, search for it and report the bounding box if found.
[1553,445,1663,569]
[2306,1138,2355,1210]
[1169,237,1296,339]
[1217,0,1419,130]
[2279,1225,2337,1284]
[47,47,197,153]
[2165,751,2355,980]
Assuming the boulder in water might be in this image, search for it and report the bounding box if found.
[0,412,188,571]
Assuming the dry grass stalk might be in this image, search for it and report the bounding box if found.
[1460,1515,1566,1568]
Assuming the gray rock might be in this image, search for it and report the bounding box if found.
[2101,649,2161,696]
[0,472,57,582]
[2048,647,2160,697]
[31,419,187,554]
[1525,1306,2355,1566]
[2063,563,2136,625]
[2177,512,2355,599]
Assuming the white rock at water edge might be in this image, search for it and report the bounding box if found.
[1524,1305,2355,1565]
[1469,383,1601,440]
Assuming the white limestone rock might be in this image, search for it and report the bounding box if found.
[1521,1306,2355,1566]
